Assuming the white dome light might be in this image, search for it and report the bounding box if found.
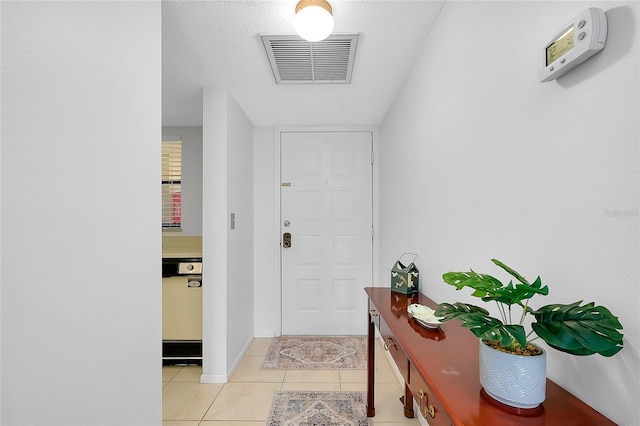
[294,0,334,42]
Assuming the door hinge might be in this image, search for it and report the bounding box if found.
[371,151,374,164]
[371,224,375,240]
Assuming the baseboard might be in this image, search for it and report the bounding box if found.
[199,336,253,384]
[200,373,228,384]
[227,336,253,378]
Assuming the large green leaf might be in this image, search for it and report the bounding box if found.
[442,261,548,307]
[503,324,527,348]
[532,302,623,357]
[491,259,530,284]
[442,271,503,295]
[481,277,549,307]
[435,302,526,348]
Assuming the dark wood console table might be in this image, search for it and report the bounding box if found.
[365,287,615,425]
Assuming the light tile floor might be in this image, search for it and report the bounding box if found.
[162,337,420,425]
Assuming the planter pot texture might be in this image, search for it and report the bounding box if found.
[479,340,547,409]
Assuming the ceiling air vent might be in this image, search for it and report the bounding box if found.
[261,33,358,84]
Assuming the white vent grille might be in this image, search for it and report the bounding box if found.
[261,34,358,84]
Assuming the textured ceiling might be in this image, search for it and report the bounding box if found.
[162,0,445,127]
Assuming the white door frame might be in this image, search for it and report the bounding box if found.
[273,126,380,337]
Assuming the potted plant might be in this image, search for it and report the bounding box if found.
[434,259,624,409]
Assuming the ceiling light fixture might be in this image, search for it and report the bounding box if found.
[294,0,335,42]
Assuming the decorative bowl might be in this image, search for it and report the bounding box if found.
[407,304,442,329]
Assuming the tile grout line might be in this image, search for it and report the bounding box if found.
[196,352,284,424]
[163,338,416,424]
[198,382,220,425]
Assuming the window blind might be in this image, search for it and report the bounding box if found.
[162,141,182,228]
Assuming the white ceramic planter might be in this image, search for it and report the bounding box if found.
[479,340,547,409]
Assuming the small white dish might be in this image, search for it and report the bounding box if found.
[407,304,442,329]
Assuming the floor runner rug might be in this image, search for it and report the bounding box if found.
[266,391,373,426]
[261,336,367,369]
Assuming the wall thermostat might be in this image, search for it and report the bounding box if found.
[539,8,607,82]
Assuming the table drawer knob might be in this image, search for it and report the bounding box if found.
[383,336,395,351]
[423,403,435,419]
[418,389,435,418]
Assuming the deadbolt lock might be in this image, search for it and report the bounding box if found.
[282,232,291,248]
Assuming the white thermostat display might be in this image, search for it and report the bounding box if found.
[539,8,607,82]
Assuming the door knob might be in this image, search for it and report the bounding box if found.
[283,232,292,248]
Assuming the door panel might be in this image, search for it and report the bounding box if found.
[281,131,373,335]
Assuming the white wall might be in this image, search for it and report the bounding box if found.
[253,127,278,337]
[1,2,161,425]
[379,1,639,424]
[225,93,254,372]
[202,88,229,382]
[201,89,254,382]
[162,126,203,236]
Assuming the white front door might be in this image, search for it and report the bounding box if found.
[280,131,373,335]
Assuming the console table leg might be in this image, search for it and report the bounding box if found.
[403,382,415,418]
[366,313,375,417]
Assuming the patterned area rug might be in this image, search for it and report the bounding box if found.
[261,336,367,369]
[267,391,372,426]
